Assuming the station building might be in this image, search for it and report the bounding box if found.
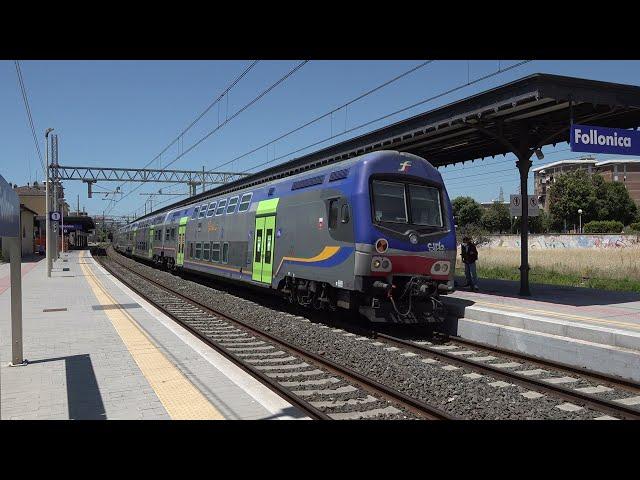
[533,156,640,210]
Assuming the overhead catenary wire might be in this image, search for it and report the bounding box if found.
[107,60,260,211]
[118,61,310,218]
[14,60,45,176]
[238,60,533,175]
[147,60,440,201]
[207,60,437,173]
[122,60,533,220]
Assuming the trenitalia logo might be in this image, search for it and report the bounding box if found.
[398,161,412,172]
[571,124,640,155]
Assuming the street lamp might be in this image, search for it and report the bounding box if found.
[578,209,583,234]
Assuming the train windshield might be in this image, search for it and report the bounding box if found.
[408,184,442,227]
[372,180,443,227]
[372,181,407,223]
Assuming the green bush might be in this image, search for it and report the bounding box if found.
[629,222,640,232]
[583,220,624,234]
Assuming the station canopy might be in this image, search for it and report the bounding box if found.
[138,73,640,219]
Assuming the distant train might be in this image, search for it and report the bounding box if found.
[113,150,456,324]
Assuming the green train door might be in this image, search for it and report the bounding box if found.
[252,215,276,284]
[176,217,188,266]
[149,227,154,258]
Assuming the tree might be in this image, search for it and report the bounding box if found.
[481,201,510,233]
[452,196,484,228]
[529,209,552,233]
[547,170,638,230]
[547,169,598,231]
[593,177,638,225]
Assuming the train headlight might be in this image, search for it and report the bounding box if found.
[371,257,392,272]
[409,233,418,245]
[430,261,450,275]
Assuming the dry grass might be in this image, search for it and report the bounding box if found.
[457,247,640,281]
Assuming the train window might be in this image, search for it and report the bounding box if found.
[328,199,339,230]
[254,230,262,262]
[341,204,350,224]
[206,201,217,217]
[195,242,202,259]
[371,180,408,223]
[265,230,272,264]
[166,229,170,241]
[171,228,176,240]
[226,196,239,214]
[203,242,210,261]
[191,207,199,219]
[215,199,227,216]
[408,184,443,227]
[222,242,229,264]
[189,242,194,258]
[198,204,208,219]
[211,242,220,262]
[238,193,252,212]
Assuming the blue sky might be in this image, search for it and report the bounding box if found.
[3,60,640,218]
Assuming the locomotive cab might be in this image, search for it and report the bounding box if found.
[355,154,456,324]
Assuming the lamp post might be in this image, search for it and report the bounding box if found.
[578,209,583,234]
[45,128,54,278]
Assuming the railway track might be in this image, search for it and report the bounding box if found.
[369,332,640,420]
[96,251,455,421]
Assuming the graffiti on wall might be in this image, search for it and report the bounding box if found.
[485,234,640,249]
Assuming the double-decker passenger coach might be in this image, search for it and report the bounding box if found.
[114,150,456,324]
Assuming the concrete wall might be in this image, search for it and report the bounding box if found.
[483,234,640,249]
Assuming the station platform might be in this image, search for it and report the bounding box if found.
[0,250,305,420]
[444,277,640,383]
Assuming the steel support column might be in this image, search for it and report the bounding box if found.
[516,152,533,296]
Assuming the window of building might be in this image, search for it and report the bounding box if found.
[211,242,220,262]
[222,242,229,264]
[238,192,252,212]
[215,199,227,216]
[226,196,239,214]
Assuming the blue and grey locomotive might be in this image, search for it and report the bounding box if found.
[113,150,456,324]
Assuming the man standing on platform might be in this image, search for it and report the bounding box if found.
[461,236,479,291]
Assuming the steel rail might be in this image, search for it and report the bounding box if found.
[99,250,455,420]
[375,333,640,420]
[446,334,640,393]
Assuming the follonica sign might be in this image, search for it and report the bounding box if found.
[0,174,20,237]
[570,124,640,155]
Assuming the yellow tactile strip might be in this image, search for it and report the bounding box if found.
[78,251,224,420]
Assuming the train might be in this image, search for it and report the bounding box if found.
[113,150,457,324]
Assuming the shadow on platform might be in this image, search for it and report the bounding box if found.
[453,276,640,307]
[29,354,106,420]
